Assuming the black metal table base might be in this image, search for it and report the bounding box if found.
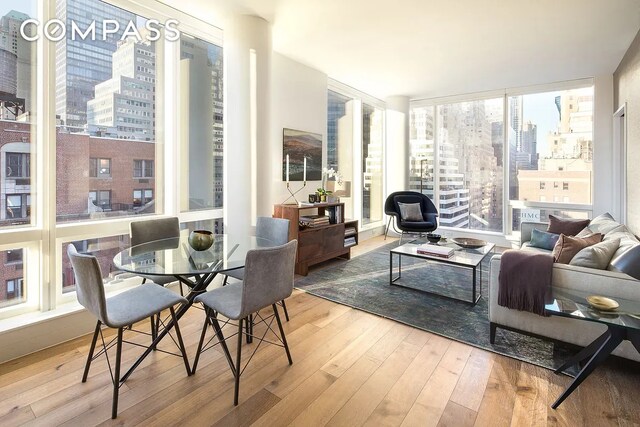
[389,251,482,305]
[120,272,218,382]
[552,325,640,409]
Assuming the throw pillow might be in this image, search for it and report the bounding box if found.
[552,233,603,264]
[398,202,423,222]
[577,212,621,236]
[529,228,561,251]
[570,238,621,269]
[547,215,590,236]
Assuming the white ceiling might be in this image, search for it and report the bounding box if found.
[164,0,640,100]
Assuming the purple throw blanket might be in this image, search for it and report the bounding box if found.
[498,250,554,316]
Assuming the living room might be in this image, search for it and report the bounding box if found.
[0,0,639,425]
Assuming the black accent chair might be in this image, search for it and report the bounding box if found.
[384,191,438,243]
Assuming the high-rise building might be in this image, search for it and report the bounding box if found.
[87,38,156,141]
[55,0,135,128]
[409,107,470,228]
[0,10,33,120]
[180,37,224,209]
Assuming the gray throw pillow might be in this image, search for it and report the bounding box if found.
[398,202,423,222]
[570,238,620,269]
[529,228,560,251]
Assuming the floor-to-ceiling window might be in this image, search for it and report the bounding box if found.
[327,88,354,218]
[362,103,383,225]
[0,0,223,319]
[508,86,593,231]
[327,83,385,227]
[410,80,593,236]
[0,0,37,313]
[436,99,504,232]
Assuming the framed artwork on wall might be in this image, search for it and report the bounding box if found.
[282,128,322,181]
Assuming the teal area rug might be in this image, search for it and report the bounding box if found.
[295,240,577,372]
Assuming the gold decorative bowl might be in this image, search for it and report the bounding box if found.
[188,230,214,251]
[586,295,619,311]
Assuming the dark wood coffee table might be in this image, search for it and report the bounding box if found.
[546,288,640,409]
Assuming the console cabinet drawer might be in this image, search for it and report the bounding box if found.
[297,224,345,262]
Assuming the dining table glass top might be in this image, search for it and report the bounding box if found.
[113,234,275,276]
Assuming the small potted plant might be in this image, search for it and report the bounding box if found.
[316,188,331,203]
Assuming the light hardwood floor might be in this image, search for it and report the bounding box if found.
[1,235,639,426]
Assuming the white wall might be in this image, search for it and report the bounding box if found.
[262,53,328,216]
[592,74,615,219]
[385,96,409,194]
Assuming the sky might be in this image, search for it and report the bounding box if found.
[0,2,36,19]
[520,91,562,155]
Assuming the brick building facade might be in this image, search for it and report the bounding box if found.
[0,120,156,303]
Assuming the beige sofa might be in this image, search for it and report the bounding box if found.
[488,216,640,362]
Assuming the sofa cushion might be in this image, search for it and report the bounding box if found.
[520,242,552,254]
[570,238,620,270]
[529,228,561,251]
[552,233,602,264]
[397,202,423,221]
[578,212,621,236]
[603,228,640,270]
[547,215,590,236]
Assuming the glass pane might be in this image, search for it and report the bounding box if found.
[55,0,160,222]
[0,3,37,227]
[510,207,589,234]
[409,106,435,200]
[179,34,223,211]
[509,87,593,231]
[327,90,354,218]
[62,234,130,294]
[0,248,25,308]
[437,98,504,232]
[362,103,383,225]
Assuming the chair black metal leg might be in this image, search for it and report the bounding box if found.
[112,327,124,419]
[384,217,392,240]
[150,315,157,350]
[141,277,147,284]
[170,307,191,376]
[281,299,290,322]
[234,318,243,406]
[245,314,253,344]
[82,321,101,383]
[222,276,229,287]
[273,304,292,365]
[209,311,235,375]
[192,311,210,375]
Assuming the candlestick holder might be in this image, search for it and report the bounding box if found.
[282,181,307,205]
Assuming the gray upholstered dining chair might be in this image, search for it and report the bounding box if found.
[191,240,298,406]
[129,216,182,289]
[67,244,190,419]
[222,216,292,322]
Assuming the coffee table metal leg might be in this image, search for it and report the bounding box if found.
[552,326,623,409]
[554,329,611,374]
[390,252,402,284]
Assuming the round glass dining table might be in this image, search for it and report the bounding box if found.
[112,233,275,377]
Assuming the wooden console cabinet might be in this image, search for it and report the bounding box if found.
[273,203,358,276]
